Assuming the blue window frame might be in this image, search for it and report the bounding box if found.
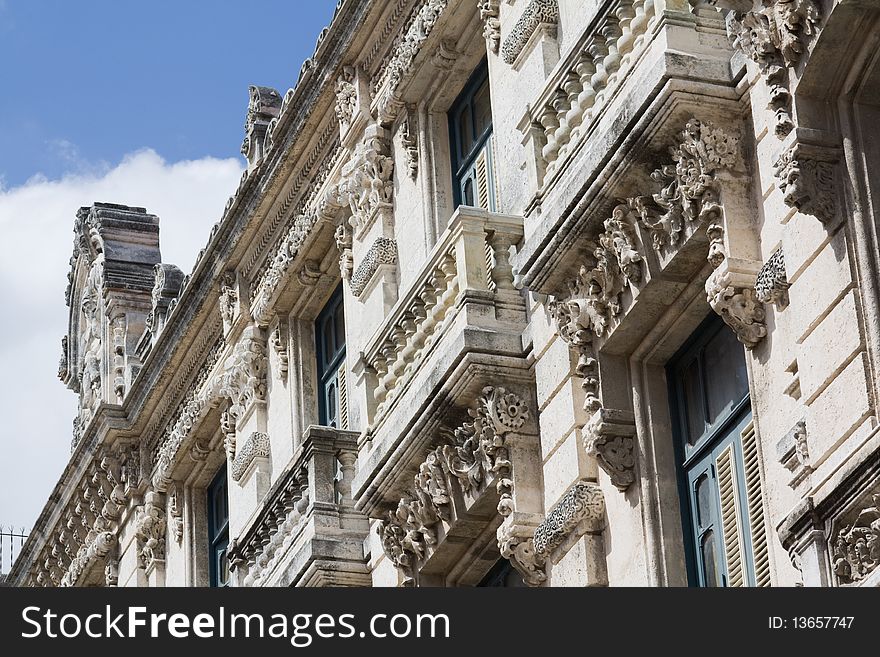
[668,314,763,587]
[207,465,229,587]
[448,59,496,210]
[315,284,347,428]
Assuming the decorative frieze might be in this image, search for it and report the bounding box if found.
[231,432,271,483]
[351,237,398,298]
[501,0,559,65]
[773,144,837,223]
[373,0,449,124]
[754,247,790,310]
[776,419,812,489]
[532,479,605,558]
[583,408,637,491]
[831,491,880,585]
[251,213,318,325]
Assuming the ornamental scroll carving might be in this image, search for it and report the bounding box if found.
[532,480,604,558]
[723,0,821,136]
[583,408,637,491]
[377,387,530,581]
[831,491,880,585]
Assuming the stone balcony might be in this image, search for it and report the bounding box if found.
[227,425,370,587]
[352,206,533,513]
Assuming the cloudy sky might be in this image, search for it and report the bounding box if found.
[0,1,336,533]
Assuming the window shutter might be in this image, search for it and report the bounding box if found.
[475,148,490,211]
[337,362,349,430]
[741,421,771,586]
[715,444,746,587]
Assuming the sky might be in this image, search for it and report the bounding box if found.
[0,0,337,535]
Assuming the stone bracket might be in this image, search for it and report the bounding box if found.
[584,408,637,491]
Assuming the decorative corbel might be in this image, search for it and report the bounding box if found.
[583,408,636,491]
[773,138,838,224]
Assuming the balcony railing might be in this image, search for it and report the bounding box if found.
[0,526,27,580]
[361,206,525,430]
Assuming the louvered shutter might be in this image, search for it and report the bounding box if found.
[716,444,746,587]
[337,362,349,431]
[741,421,771,586]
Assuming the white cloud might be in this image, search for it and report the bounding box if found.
[0,148,244,533]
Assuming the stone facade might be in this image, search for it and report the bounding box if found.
[9,0,880,588]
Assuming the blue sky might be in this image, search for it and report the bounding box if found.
[0,0,337,535]
[0,0,336,187]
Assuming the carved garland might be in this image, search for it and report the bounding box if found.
[377,387,529,581]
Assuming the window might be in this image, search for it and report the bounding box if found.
[207,465,229,587]
[667,314,770,587]
[315,284,347,429]
[477,559,526,587]
[449,60,496,211]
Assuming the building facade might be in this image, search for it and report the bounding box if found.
[9,0,880,588]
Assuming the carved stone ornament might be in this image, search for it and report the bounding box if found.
[630,118,740,253]
[218,271,238,334]
[377,387,530,580]
[351,237,398,298]
[831,491,880,585]
[724,0,821,136]
[401,108,419,179]
[206,328,269,421]
[754,247,790,310]
[231,432,271,483]
[583,408,637,491]
[775,419,811,489]
[532,479,605,558]
[773,144,836,223]
[337,128,394,235]
[500,0,559,65]
[498,516,546,586]
[168,483,184,544]
[705,260,767,349]
[334,222,354,281]
[478,0,501,53]
[269,323,289,380]
[373,0,449,124]
[240,85,282,163]
[334,66,357,131]
[135,491,167,571]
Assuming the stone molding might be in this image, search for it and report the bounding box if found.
[351,237,398,298]
[231,432,271,483]
[776,419,812,489]
[500,0,559,65]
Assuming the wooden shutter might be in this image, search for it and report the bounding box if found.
[475,148,490,211]
[715,444,746,587]
[337,362,349,430]
[741,421,771,586]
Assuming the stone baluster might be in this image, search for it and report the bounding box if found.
[389,324,408,379]
[596,17,623,105]
[539,95,562,165]
[372,352,389,404]
[489,232,517,293]
[615,1,637,72]
[587,37,609,118]
[568,51,597,142]
[376,339,398,406]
